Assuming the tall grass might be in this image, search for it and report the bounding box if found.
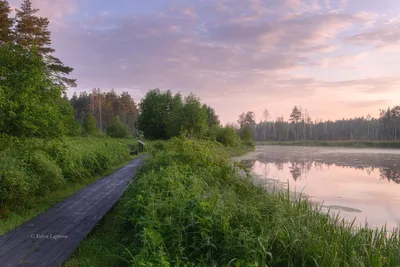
[257,140,400,149]
[67,137,400,266]
[0,135,136,220]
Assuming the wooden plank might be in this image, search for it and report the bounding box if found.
[26,186,126,266]
[0,175,110,255]
[0,161,132,252]
[0,155,147,267]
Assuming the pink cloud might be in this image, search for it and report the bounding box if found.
[32,0,399,123]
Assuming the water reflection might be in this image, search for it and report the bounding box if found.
[244,151,400,184]
[236,146,400,229]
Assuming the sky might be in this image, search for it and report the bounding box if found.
[8,0,400,124]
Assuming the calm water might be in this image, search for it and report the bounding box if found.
[235,146,400,230]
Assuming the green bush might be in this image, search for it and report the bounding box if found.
[0,155,31,205]
[0,136,134,212]
[216,125,239,147]
[83,114,99,136]
[239,125,254,145]
[28,150,66,193]
[106,116,129,138]
[0,44,76,138]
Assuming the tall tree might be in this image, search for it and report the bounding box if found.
[14,0,75,91]
[167,93,184,138]
[0,0,13,43]
[202,104,220,127]
[70,92,90,122]
[263,109,270,122]
[0,43,74,137]
[238,111,256,128]
[181,93,208,137]
[289,106,302,140]
[119,91,138,134]
[14,0,52,53]
[289,106,301,123]
[84,114,98,135]
[137,89,174,140]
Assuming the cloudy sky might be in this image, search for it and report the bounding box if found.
[9,0,400,124]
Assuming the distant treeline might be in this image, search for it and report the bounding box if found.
[237,106,400,142]
[70,89,139,136]
[241,156,400,184]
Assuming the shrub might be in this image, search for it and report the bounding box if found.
[106,116,129,138]
[83,114,99,136]
[27,150,66,193]
[216,125,239,147]
[0,136,133,212]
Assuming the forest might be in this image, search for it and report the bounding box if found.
[239,106,400,142]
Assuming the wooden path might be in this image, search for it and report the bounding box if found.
[0,155,147,267]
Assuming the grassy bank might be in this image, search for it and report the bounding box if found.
[0,136,139,235]
[256,140,400,148]
[66,138,400,267]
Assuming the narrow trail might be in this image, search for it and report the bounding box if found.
[0,155,147,267]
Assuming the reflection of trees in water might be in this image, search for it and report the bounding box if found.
[289,163,302,181]
[275,162,284,171]
[255,153,400,184]
[380,168,400,183]
[313,162,325,171]
[288,161,314,181]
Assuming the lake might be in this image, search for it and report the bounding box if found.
[234,145,400,230]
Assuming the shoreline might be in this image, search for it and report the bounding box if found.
[232,150,399,232]
[256,140,400,149]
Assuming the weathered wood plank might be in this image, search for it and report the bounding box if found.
[0,174,112,255]
[0,174,115,250]
[0,155,147,267]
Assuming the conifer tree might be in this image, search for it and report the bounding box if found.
[0,0,13,43]
[14,0,76,91]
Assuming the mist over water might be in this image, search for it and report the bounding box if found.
[236,146,400,230]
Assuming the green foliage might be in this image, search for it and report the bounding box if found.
[27,150,65,193]
[70,90,139,135]
[238,111,256,128]
[202,104,220,127]
[0,43,75,137]
[137,89,209,140]
[83,114,98,136]
[216,125,239,147]
[14,0,75,90]
[137,89,175,140]
[68,138,400,266]
[166,93,184,138]
[0,0,13,42]
[106,116,129,138]
[239,125,255,146]
[56,96,81,136]
[0,136,133,212]
[289,105,302,123]
[180,93,208,137]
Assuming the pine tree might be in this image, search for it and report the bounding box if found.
[0,0,13,43]
[14,0,76,91]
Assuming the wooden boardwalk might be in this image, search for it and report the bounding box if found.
[0,155,147,267]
